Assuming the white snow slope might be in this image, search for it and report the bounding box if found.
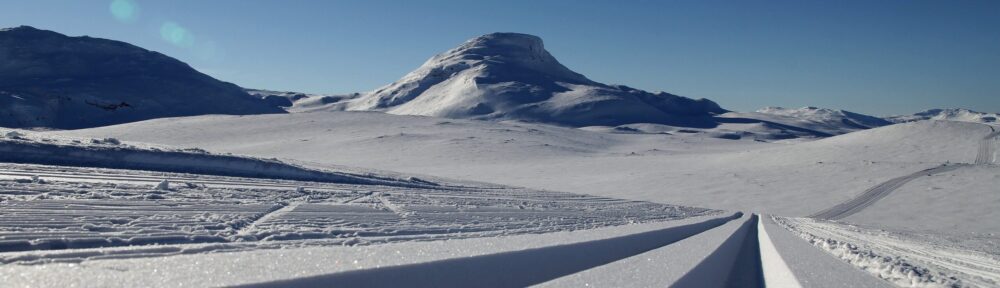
[48,113,998,225]
[7,113,998,287]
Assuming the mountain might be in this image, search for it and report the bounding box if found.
[886,108,998,124]
[0,26,283,129]
[338,32,725,127]
[720,106,893,136]
[244,88,362,112]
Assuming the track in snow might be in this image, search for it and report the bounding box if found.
[673,214,765,288]
[809,164,968,220]
[239,214,742,288]
[777,217,1000,287]
[813,125,997,220]
[975,126,999,165]
[0,162,711,260]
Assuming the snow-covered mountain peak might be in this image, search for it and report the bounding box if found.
[429,32,593,84]
[346,32,724,126]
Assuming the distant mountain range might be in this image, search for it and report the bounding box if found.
[0,26,282,129]
[885,108,998,124]
[1,26,993,135]
[720,107,893,136]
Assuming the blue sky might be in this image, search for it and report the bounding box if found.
[2,0,998,115]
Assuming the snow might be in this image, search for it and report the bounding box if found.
[758,216,803,288]
[722,106,892,136]
[0,159,711,256]
[0,26,282,129]
[842,165,1000,234]
[888,108,1000,124]
[48,113,995,219]
[537,213,752,287]
[1,24,996,287]
[0,128,419,187]
[5,114,998,286]
[776,217,1000,287]
[760,216,893,287]
[0,212,730,287]
[319,32,727,127]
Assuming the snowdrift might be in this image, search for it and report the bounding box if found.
[0,130,426,187]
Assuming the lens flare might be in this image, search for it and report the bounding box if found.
[159,22,195,48]
[109,0,138,23]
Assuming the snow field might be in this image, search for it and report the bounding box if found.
[776,217,1000,287]
[0,163,712,262]
[0,213,734,287]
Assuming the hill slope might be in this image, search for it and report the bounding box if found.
[47,110,995,218]
[720,106,893,136]
[0,26,283,129]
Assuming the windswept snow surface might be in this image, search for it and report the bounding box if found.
[809,164,970,221]
[975,128,999,165]
[841,165,1000,234]
[777,217,1000,287]
[758,215,893,288]
[50,114,993,218]
[0,162,710,258]
[30,113,1000,286]
[0,129,421,187]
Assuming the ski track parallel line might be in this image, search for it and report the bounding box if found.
[236,213,744,288]
[671,214,764,288]
[758,215,803,288]
[810,164,968,220]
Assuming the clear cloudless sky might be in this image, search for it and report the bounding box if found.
[2,0,998,115]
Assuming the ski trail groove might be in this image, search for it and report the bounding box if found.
[976,126,999,165]
[234,200,302,240]
[672,214,764,288]
[757,215,803,288]
[809,164,969,220]
[237,213,743,288]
